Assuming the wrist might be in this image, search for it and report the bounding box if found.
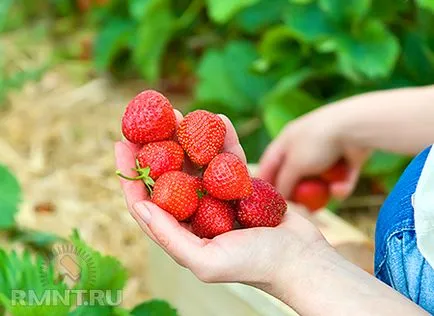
[263,234,335,304]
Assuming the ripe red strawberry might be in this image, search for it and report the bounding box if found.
[291,179,330,212]
[177,110,226,166]
[122,90,176,144]
[236,178,287,228]
[136,141,184,180]
[203,153,253,200]
[321,159,349,183]
[152,171,199,221]
[191,196,235,238]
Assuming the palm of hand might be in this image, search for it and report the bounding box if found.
[115,112,322,285]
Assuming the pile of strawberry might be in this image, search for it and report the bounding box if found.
[118,90,350,238]
[118,90,287,238]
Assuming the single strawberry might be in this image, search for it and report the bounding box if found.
[122,90,176,144]
[236,178,287,228]
[321,159,349,183]
[177,110,226,166]
[291,179,330,212]
[152,171,199,221]
[203,153,253,200]
[191,196,235,238]
[136,141,184,180]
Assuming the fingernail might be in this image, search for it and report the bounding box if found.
[133,202,151,224]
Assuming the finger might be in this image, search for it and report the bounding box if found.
[330,166,361,200]
[129,201,158,242]
[123,139,142,155]
[135,201,207,267]
[174,109,183,125]
[330,149,368,200]
[115,142,149,206]
[218,114,247,164]
[258,140,285,185]
[276,157,302,200]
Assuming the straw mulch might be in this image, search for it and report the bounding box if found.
[0,68,189,308]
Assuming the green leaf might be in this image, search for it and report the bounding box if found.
[195,49,252,111]
[262,89,320,138]
[0,165,21,229]
[205,0,260,24]
[10,229,63,250]
[269,68,315,93]
[0,249,70,316]
[417,0,434,12]
[195,41,276,113]
[333,20,400,81]
[94,18,135,72]
[318,0,371,23]
[133,0,174,82]
[363,151,411,176]
[224,41,277,105]
[131,300,178,316]
[289,0,314,3]
[283,2,338,43]
[402,31,434,84]
[69,305,112,316]
[129,0,152,21]
[235,0,288,34]
[70,232,128,296]
[259,26,302,64]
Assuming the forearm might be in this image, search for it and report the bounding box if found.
[330,85,434,155]
[267,242,428,316]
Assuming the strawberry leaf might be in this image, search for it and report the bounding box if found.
[130,300,178,316]
[70,231,128,298]
[0,249,71,316]
[0,165,21,229]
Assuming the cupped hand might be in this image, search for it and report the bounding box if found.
[258,107,371,200]
[115,110,325,287]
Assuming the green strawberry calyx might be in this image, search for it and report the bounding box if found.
[116,159,155,193]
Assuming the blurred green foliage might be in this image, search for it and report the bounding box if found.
[2,0,434,190]
[88,0,433,190]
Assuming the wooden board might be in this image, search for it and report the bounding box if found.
[146,165,374,315]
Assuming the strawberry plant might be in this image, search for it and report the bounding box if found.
[0,165,179,315]
[3,0,434,190]
[84,0,434,191]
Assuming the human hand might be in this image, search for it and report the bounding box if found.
[258,106,371,200]
[114,110,326,289]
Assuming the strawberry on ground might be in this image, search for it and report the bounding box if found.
[122,90,176,144]
[291,179,330,212]
[136,140,184,180]
[203,153,253,200]
[152,171,200,221]
[320,159,349,183]
[191,196,235,238]
[177,110,226,166]
[236,178,287,228]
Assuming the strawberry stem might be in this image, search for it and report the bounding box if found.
[116,161,155,196]
[115,170,146,181]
